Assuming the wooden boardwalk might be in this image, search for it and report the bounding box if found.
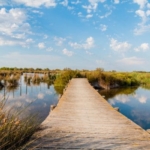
[28,78,150,149]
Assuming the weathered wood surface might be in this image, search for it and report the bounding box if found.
[28,78,150,149]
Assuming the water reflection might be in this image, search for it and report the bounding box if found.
[0,75,59,124]
[99,87,150,130]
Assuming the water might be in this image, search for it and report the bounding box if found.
[1,75,150,130]
[0,75,60,124]
[99,87,150,130]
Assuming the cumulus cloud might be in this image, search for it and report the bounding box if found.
[78,12,83,17]
[69,37,94,50]
[46,47,53,51]
[0,36,34,47]
[100,24,107,31]
[114,0,119,4]
[117,57,145,65]
[60,0,68,6]
[83,0,105,13]
[12,0,56,8]
[134,43,149,52]
[115,95,130,103]
[71,0,81,5]
[134,24,150,35]
[138,96,147,103]
[63,48,73,56]
[133,0,150,35]
[146,10,150,16]
[32,10,43,15]
[38,93,44,99]
[38,42,45,49]
[82,36,95,49]
[136,10,146,22]
[133,0,147,9]
[110,38,131,52]
[86,14,93,18]
[99,11,112,19]
[0,8,33,47]
[54,37,66,46]
[0,8,29,36]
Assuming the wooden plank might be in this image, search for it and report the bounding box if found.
[28,78,150,149]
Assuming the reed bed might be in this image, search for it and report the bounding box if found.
[0,97,39,150]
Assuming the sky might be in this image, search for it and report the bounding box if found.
[0,0,150,71]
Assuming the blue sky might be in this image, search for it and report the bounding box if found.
[0,0,150,71]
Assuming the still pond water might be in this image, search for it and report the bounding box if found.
[0,75,60,124]
[0,75,150,130]
[99,86,150,130]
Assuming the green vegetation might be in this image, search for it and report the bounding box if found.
[24,73,56,86]
[0,97,38,150]
[1,67,150,90]
[54,69,82,87]
[99,87,138,100]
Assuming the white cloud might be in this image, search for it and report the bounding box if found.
[133,1,150,35]
[138,96,147,103]
[114,0,119,4]
[46,47,53,51]
[60,0,68,6]
[136,10,146,21]
[117,57,145,65]
[86,14,93,18]
[110,38,131,52]
[54,37,66,46]
[146,10,150,16]
[99,11,112,19]
[63,48,73,56]
[84,37,94,49]
[0,8,29,36]
[100,24,107,31]
[140,43,149,51]
[82,5,93,13]
[69,37,94,50]
[12,0,56,8]
[69,42,82,49]
[32,10,43,15]
[134,43,149,52]
[0,8,33,47]
[147,3,150,8]
[86,51,93,55]
[43,34,48,39]
[0,37,33,47]
[134,24,150,35]
[38,42,45,49]
[96,60,105,65]
[115,95,130,103]
[38,93,44,99]
[83,0,105,13]
[67,6,74,10]
[133,0,148,9]
[0,37,22,46]
[89,0,106,5]
[78,12,83,17]
[71,0,81,5]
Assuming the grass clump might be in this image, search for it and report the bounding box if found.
[0,97,38,150]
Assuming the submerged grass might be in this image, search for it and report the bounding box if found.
[0,97,39,150]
